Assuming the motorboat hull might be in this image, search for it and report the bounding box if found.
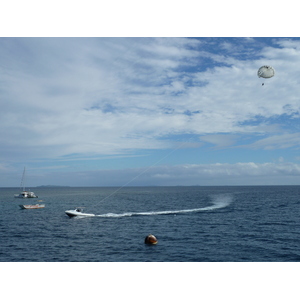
[19,204,45,209]
[65,209,95,218]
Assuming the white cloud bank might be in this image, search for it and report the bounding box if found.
[17,161,300,187]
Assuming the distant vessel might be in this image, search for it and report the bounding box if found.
[19,203,45,209]
[15,190,38,198]
[65,207,95,218]
[14,167,38,198]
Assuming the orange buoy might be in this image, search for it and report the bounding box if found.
[145,234,158,245]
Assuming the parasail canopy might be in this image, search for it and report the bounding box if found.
[257,65,275,79]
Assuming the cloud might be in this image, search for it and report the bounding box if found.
[133,162,300,185]
[2,37,300,186]
[199,134,238,148]
[241,133,300,150]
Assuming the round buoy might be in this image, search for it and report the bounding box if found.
[145,234,158,245]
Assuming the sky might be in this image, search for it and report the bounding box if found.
[2,36,300,186]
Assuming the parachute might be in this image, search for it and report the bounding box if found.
[257,65,275,86]
[257,65,275,79]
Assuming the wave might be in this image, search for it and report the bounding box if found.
[95,194,233,218]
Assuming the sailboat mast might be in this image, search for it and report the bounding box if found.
[20,167,26,191]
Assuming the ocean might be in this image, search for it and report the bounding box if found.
[1,185,300,262]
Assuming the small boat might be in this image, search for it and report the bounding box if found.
[14,167,38,198]
[15,190,38,198]
[19,203,45,209]
[65,207,95,218]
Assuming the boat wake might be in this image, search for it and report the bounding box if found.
[95,194,233,218]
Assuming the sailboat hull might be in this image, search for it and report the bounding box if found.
[15,192,38,198]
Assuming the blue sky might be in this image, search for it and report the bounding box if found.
[2,36,300,186]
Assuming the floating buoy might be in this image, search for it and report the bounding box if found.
[145,234,158,245]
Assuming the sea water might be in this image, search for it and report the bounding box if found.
[1,185,300,262]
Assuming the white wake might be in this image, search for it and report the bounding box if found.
[95,194,233,218]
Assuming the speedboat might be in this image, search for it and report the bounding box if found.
[19,203,45,209]
[65,207,95,218]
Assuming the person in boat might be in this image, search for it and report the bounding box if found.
[76,208,82,212]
